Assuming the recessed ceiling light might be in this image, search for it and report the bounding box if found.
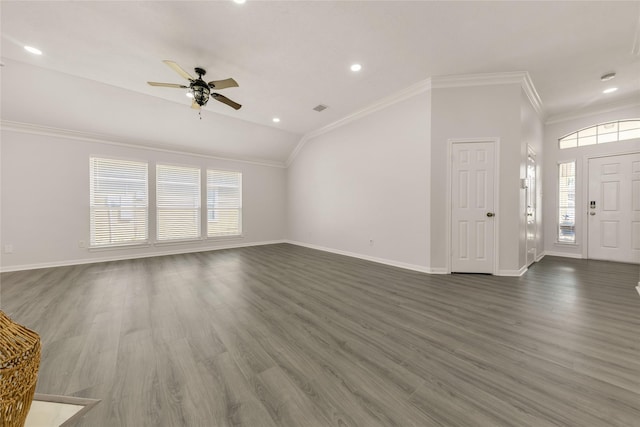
[600,72,616,81]
[186,92,194,98]
[603,87,618,94]
[272,117,281,123]
[350,63,362,72]
[24,46,42,55]
[233,0,246,4]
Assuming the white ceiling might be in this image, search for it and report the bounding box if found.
[2,1,639,165]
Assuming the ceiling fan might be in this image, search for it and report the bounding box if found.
[147,60,241,111]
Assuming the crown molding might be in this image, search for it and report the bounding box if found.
[287,71,546,167]
[0,120,286,168]
[544,97,640,125]
[286,78,432,166]
[431,71,527,89]
[432,71,544,119]
[521,72,544,119]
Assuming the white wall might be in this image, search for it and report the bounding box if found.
[430,83,528,274]
[543,103,640,258]
[0,129,286,271]
[287,80,544,275]
[287,92,432,270]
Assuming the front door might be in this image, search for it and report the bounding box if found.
[587,152,640,264]
[451,141,496,273]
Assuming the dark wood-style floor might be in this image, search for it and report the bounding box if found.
[1,244,639,426]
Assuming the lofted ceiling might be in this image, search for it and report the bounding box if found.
[2,1,639,165]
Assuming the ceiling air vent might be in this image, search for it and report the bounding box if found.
[313,104,328,112]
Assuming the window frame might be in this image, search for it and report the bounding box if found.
[89,156,149,249]
[557,160,577,244]
[206,169,243,238]
[558,119,640,149]
[156,163,202,243]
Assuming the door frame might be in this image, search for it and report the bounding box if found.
[526,146,537,266]
[446,137,501,274]
[582,149,640,260]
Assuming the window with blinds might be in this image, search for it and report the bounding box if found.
[207,169,242,237]
[157,164,201,241]
[558,161,576,243]
[90,157,148,247]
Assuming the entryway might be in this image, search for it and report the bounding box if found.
[587,152,640,264]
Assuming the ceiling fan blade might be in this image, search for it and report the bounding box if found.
[147,82,189,88]
[207,78,239,90]
[212,93,242,110]
[163,60,194,81]
[191,99,201,110]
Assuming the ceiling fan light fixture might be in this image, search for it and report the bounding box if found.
[350,63,362,72]
[192,83,210,106]
[272,117,281,123]
[148,61,241,111]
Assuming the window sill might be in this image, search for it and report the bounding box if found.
[89,242,151,252]
[87,235,245,251]
[206,235,244,241]
[154,238,204,247]
[554,241,578,246]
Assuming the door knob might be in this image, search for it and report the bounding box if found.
[486,212,495,217]
[590,212,596,216]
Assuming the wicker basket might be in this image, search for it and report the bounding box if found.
[0,311,41,427]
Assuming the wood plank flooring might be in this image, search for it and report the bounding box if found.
[1,244,639,426]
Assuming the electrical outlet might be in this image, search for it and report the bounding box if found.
[4,244,13,254]
[369,239,374,246]
[78,240,86,248]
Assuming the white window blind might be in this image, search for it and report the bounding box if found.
[157,164,201,241]
[558,161,576,243]
[90,157,148,247]
[207,170,242,237]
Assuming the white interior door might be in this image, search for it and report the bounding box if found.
[526,151,536,266]
[451,142,496,273]
[587,152,640,264]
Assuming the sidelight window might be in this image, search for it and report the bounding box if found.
[558,161,576,243]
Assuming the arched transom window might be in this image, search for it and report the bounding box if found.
[559,119,640,149]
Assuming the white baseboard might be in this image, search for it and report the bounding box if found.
[544,251,583,259]
[285,240,438,274]
[636,284,640,297]
[0,240,285,272]
[497,265,528,277]
[535,251,546,262]
[286,241,533,276]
